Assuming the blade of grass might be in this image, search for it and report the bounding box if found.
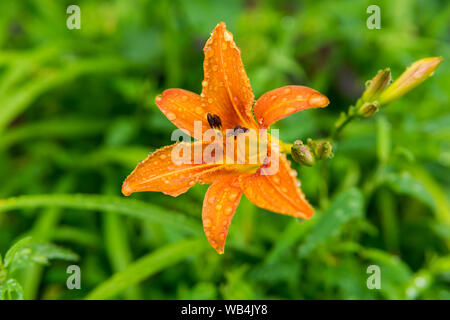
[102,174,142,299]
[0,118,110,151]
[85,237,208,300]
[0,56,127,134]
[22,176,74,300]
[0,194,202,235]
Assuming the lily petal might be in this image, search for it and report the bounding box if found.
[203,175,243,254]
[202,22,257,130]
[239,154,314,219]
[122,142,227,197]
[155,89,208,137]
[253,85,329,128]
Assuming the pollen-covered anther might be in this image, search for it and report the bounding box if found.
[226,125,249,139]
[207,113,222,130]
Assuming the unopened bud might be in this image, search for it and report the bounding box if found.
[379,57,442,105]
[316,141,333,159]
[358,101,379,117]
[291,141,316,166]
[362,68,392,102]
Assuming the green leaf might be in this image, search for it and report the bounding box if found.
[0,279,24,300]
[360,247,412,299]
[3,237,32,268]
[6,241,79,273]
[0,194,202,235]
[385,171,435,210]
[298,188,364,257]
[376,115,391,163]
[86,238,208,300]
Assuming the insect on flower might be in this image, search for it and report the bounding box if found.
[122,22,329,253]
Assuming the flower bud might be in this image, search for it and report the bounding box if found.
[357,101,379,118]
[314,141,333,159]
[379,57,442,105]
[361,68,392,102]
[291,141,316,166]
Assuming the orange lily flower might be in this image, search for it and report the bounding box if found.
[122,22,329,253]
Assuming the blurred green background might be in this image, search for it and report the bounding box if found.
[0,0,449,300]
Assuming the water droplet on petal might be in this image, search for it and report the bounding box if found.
[202,80,208,87]
[224,30,233,41]
[285,107,296,113]
[167,112,176,121]
[309,94,328,106]
[204,218,212,227]
[283,88,291,94]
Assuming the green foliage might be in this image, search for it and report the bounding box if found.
[0,0,448,300]
[0,237,78,300]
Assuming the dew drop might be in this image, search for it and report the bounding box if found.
[202,80,208,87]
[285,107,296,114]
[309,94,328,106]
[283,88,291,94]
[181,95,188,101]
[204,218,212,227]
[224,30,233,41]
[167,112,176,120]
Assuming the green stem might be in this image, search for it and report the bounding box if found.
[330,113,357,142]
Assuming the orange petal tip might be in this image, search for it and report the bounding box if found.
[121,180,133,196]
[309,93,329,108]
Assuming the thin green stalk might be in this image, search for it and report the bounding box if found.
[102,173,142,299]
[22,177,74,300]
